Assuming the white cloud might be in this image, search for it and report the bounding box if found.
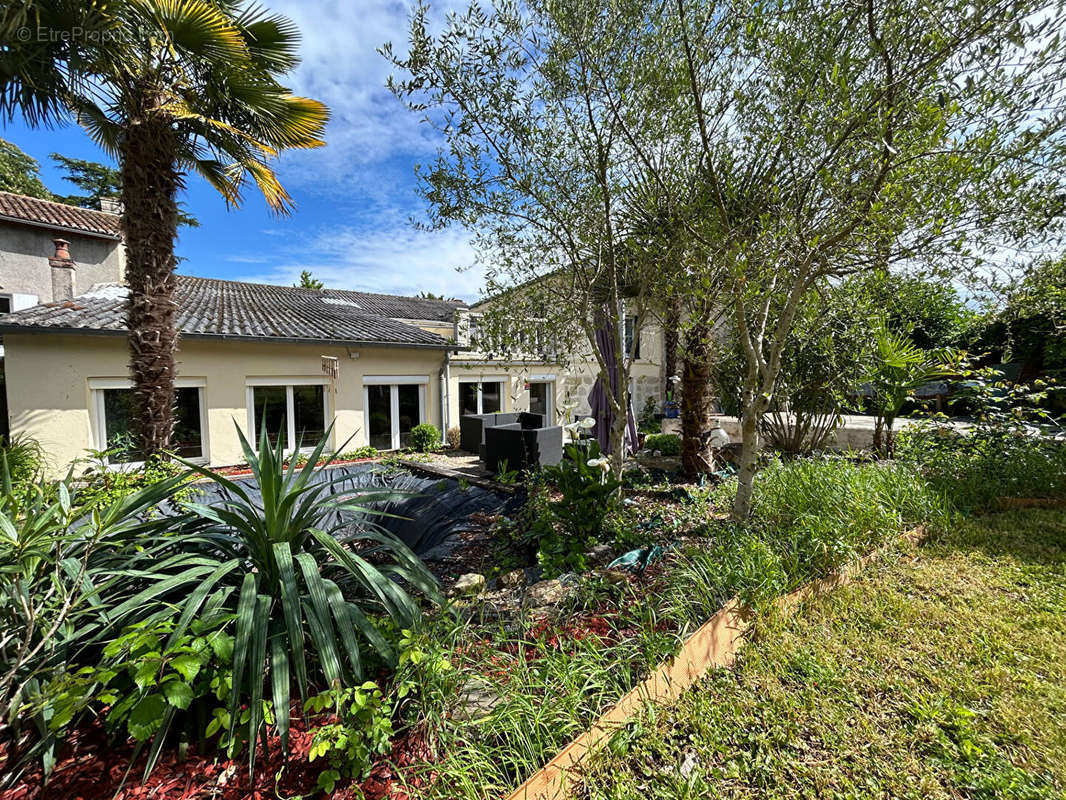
[268,0,465,190]
[235,220,485,301]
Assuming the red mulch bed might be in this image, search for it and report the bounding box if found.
[1,715,433,800]
[212,457,380,479]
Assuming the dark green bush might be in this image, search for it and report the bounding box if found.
[643,433,681,456]
[408,423,441,453]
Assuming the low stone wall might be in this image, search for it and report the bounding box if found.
[659,414,967,452]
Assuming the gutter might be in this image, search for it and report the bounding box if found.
[0,213,121,241]
[0,324,472,352]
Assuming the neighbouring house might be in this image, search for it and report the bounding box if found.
[0,190,125,309]
[0,190,669,475]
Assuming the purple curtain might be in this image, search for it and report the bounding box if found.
[588,315,638,455]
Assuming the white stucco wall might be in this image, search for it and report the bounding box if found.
[4,333,447,476]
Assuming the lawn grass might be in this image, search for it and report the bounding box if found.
[580,508,1066,800]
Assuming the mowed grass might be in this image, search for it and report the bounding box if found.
[580,509,1066,800]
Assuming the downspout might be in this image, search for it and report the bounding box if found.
[440,349,452,446]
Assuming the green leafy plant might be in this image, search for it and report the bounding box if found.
[638,396,660,435]
[408,423,441,453]
[73,446,197,513]
[534,442,622,575]
[0,435,43,486]
[339,445,378,461]
[643,433,681,457]
[45,616,234,750]
[306,681,395,793]
[866,319,958,455]
[897,372,1066,512]
[0,464,187,783]
[169,424,440,773]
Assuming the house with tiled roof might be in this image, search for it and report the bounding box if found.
[0,190,125,309]
[0,190,667,474]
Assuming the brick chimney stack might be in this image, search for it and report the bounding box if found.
[49,238,76,301]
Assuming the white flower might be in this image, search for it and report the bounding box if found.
[587,457,609,470]
[669,375,681,384]
[578,417,597,429]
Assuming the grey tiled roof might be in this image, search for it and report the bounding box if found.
[319,288,465,322]
[0,276,456,348]
[0,191,121,238]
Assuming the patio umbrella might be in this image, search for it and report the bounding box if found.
[588,313,638,455]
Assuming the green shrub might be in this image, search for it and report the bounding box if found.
[638,396,659,434]
[73,450,196,513]
[45,616,235,751]
[897,423,1066,513]
[0,465,187,782]
[643,433,681,456]
[305,682,394,793]
[340,445,378,460]
[408,423,441,453]
[533,442,621,576]
[896,375,1066,513]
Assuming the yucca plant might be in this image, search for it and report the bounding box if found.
[170,424,440,773]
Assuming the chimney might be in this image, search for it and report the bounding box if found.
[49,238,76,301]
[99,197,123,215]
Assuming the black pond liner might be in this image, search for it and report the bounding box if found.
[180,462,518,555]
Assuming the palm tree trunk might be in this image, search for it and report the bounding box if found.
[680,318,715,480]
[120,116,180,459]
[663,297,680,401]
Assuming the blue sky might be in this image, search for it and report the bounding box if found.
[1,0,485,301]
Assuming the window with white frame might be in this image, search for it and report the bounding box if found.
[90,378,207,464]
[624,316,642,360]
[246,378,329,451]
[363,376,427,450]
[459,379,503,416]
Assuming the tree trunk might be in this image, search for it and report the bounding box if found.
[732,400,762,520]
[663,297,680,401]
[120,116,181,460]
[680,318,715,480]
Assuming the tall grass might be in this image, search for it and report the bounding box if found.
[668,457,951,615]
[393,457,951,799]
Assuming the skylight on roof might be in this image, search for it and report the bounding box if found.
[322,298,362,309]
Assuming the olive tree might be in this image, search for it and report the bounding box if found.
[603,0,1066,517]
[383,0,672,473]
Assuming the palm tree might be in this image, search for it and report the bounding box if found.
[0,0,328,457]
[867,319,958,455]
